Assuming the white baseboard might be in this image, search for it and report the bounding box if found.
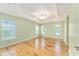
[0,36,64,48]
[0,36,37,48]
[43,35,64,39]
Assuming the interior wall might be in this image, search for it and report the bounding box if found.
[69,4,79,56]
[42,22,64,39]
[0,12,38,47]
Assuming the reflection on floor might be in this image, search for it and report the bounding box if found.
[0,37,69,56]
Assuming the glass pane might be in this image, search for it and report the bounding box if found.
[55,24,61,36]
[41,25,46,35]
[35,25,39,35]
[1,19,15,27]
[1,19,16,40]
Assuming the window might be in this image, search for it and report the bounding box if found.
[0,19,16,40]
[55,24,61,36]
[35,25,39,35]
[41,25,46,36]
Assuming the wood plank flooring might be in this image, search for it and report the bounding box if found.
[0,37,69,56]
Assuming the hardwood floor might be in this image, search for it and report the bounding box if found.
[0,37,69,56]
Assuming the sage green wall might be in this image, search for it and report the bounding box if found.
[69,4,79,56]
[0,13,38,47]
[42,22,64,39]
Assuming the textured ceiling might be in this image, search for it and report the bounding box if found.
[0,3,69,24]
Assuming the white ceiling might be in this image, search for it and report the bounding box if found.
[0,3,69,24]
